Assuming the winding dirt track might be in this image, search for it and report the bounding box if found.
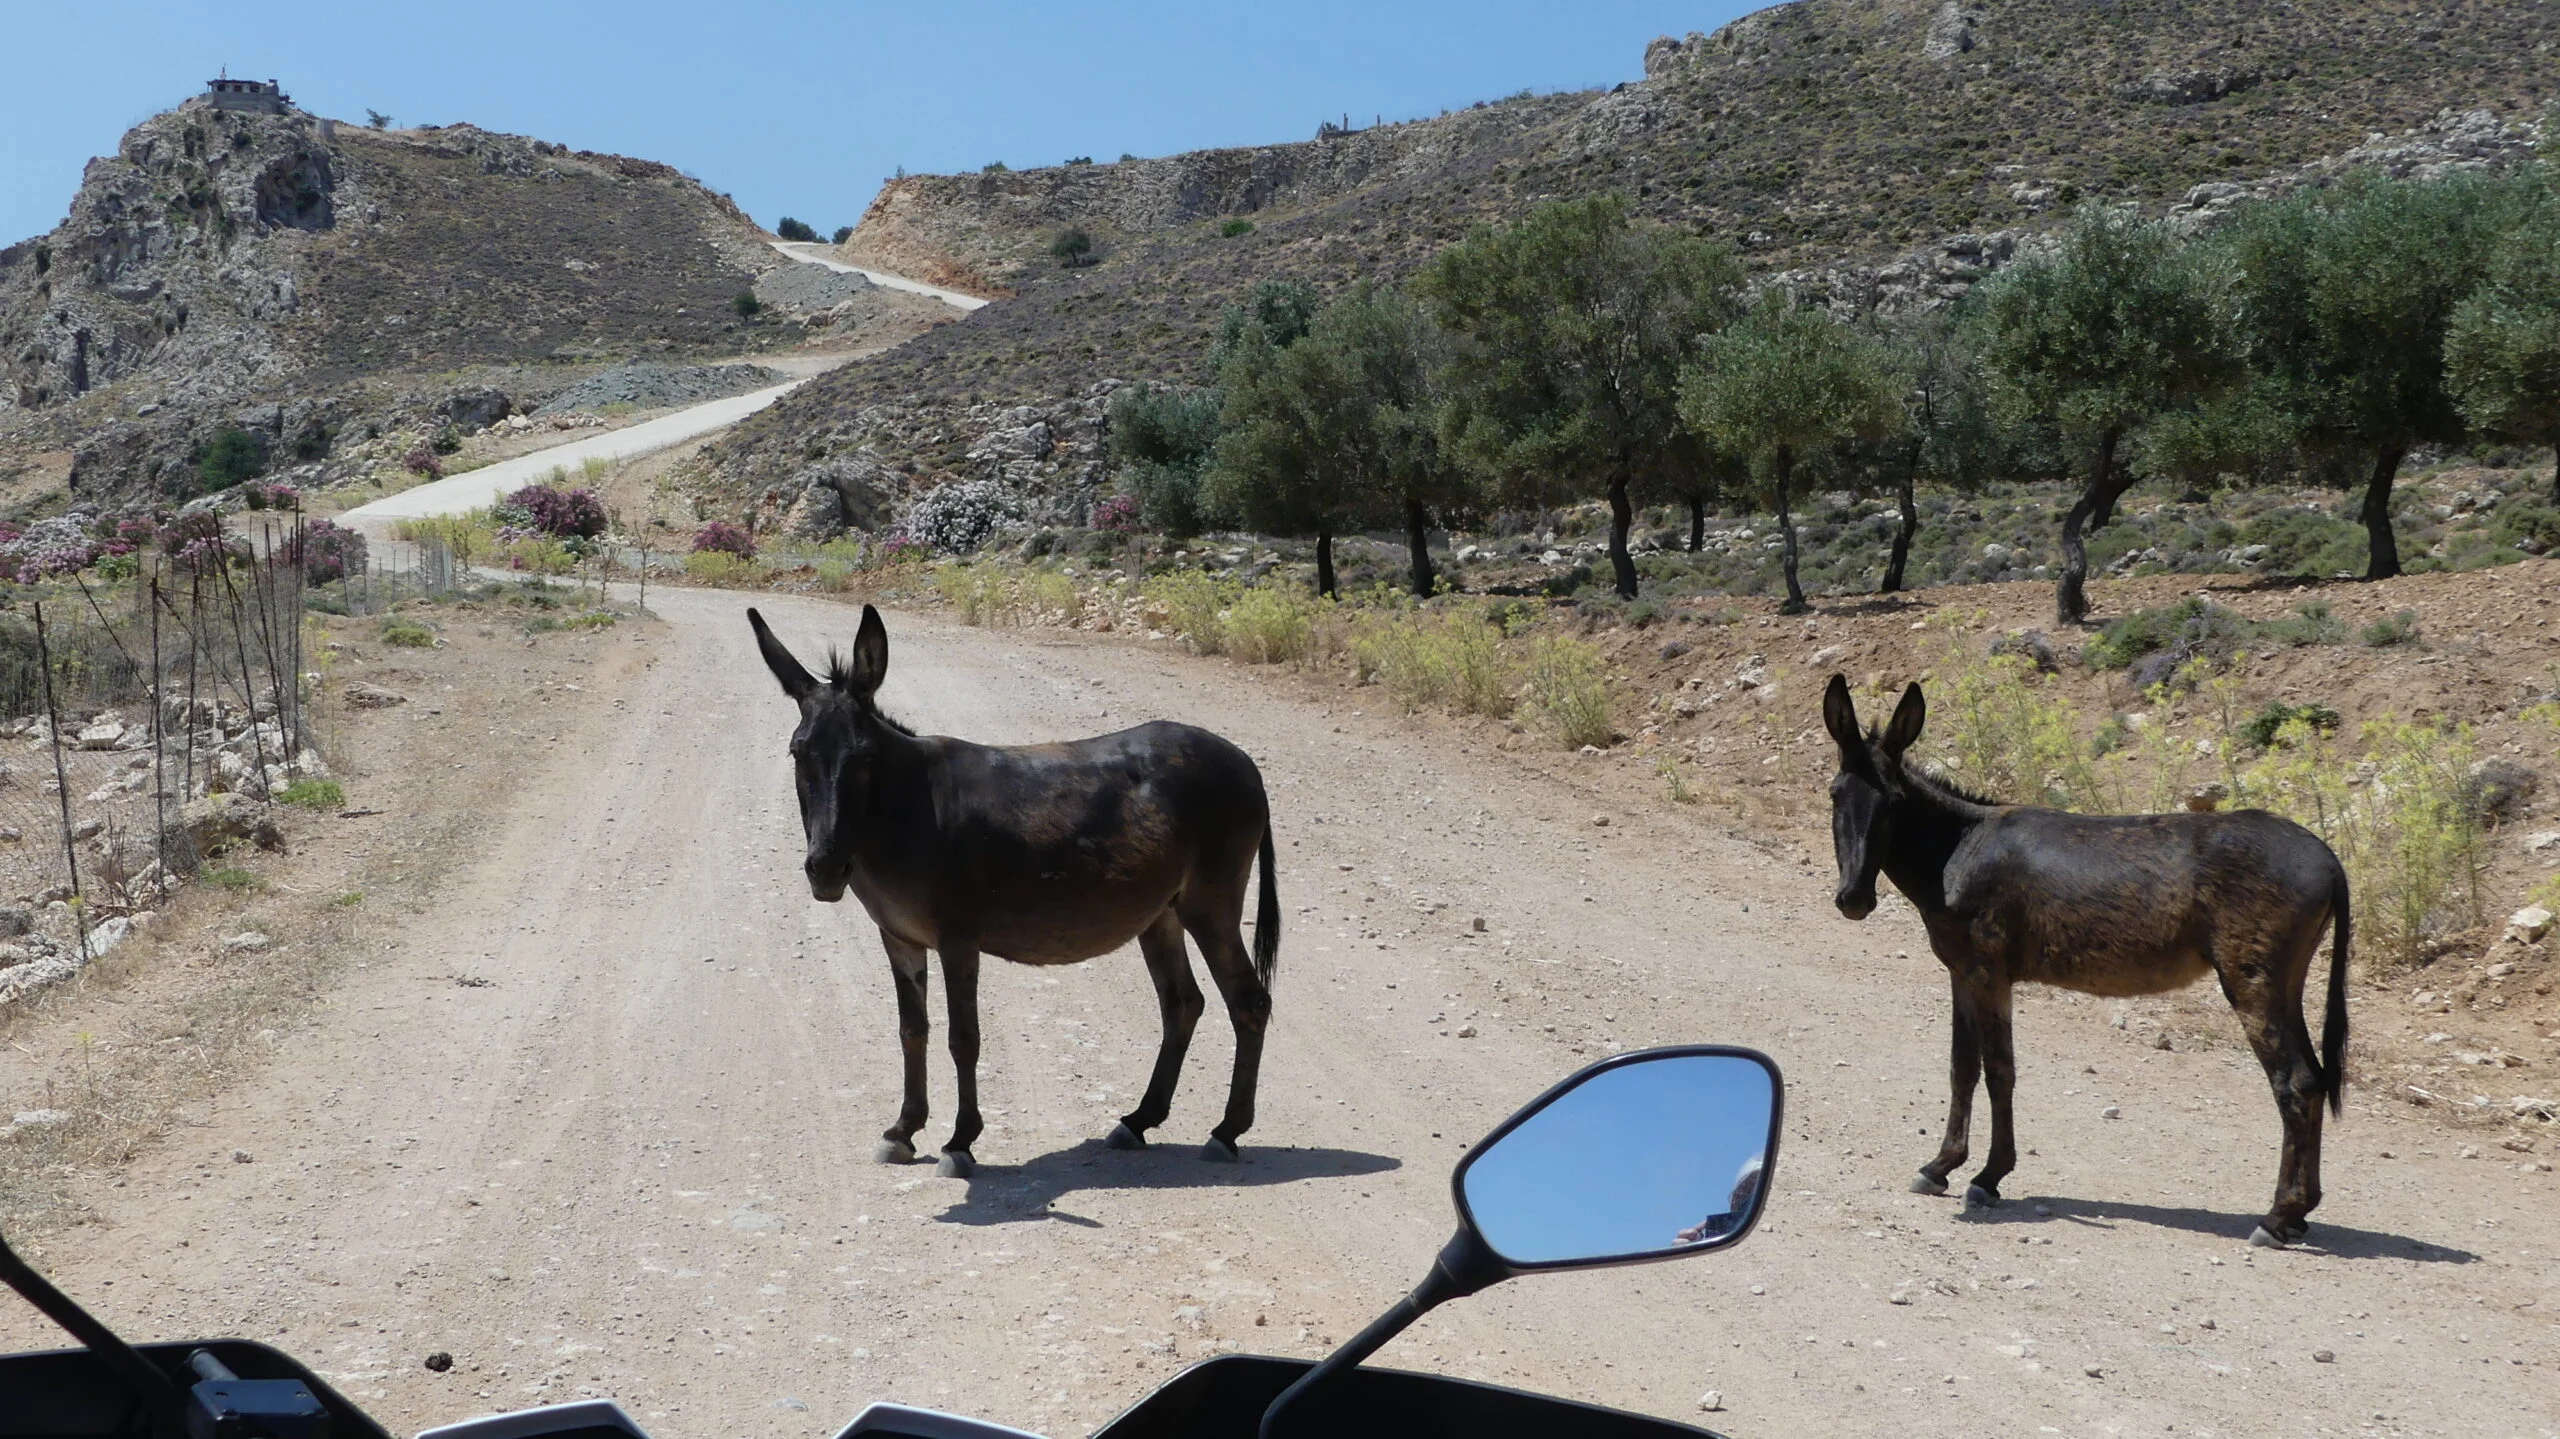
[4,588,2554,1439]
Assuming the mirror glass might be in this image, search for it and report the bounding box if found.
[1459,1052,1777,1267]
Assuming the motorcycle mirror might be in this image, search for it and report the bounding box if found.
[1258,1046,1783,1438]
[1456,1048,1779,1267]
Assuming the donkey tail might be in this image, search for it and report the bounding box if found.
[2320,862,2350,1118]
[1254,822,1281,990]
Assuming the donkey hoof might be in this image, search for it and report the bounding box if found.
[1910,1173,1950,1197]
[937,1150,976,1179]
[1105,1121,1148,1151]
[2248,1224,2291,1250]
[874,1139,916,1165]
[1200,1136,1241,1164]
[1963,1184,2000,1211]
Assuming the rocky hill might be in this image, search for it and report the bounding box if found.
[0,92,786,504]
[703,0,2558,523]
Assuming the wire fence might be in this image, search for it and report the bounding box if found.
[0,527,320,1005]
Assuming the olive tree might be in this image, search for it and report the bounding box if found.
[1203,284,1464,597]
[1869,306,2009,594]
[1679,293,1905,614]
[2449,190,2560,503]
[1972,203,2242,623]
[2215,171,2527,577]
[1416,196,1743,599]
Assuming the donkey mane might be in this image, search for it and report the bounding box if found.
[824,649,917,736]
[1903,759,2003,810]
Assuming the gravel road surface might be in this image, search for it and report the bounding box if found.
[3,589,2550,1439]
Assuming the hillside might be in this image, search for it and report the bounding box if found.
[704,0,2558,510]
[0,92,789,504]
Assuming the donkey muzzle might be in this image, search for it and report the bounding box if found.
[1835,887,1876,921]
[805,856,850,903]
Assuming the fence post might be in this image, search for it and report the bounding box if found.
[151,577,168,903]
[32,602,93,964]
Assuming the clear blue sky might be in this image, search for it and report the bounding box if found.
[1,1,1758,247]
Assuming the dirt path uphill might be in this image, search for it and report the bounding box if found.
[2,588,2553,1439]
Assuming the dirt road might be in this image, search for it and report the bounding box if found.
[3,587,2553,1438]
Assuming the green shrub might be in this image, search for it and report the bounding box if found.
[1221,585,1319,664]
[1051,228,1095,267]
[204,867,262,892]
[1922,646,2108,809]
[332,891,364,907]
[1347,604,1509,717]
[2238,701,2342,750]
[1518,634,1613,748]
[197,426,266,491]
[379,616,435,648]
[2361,608,2420,647]
[1147,570,1234,655]
[279,778,346,811]
[731,292,763,321]
[1220,218,1256,238]
[775,217,818,242]
[684,550,756,586]
[2230,715,2484,968]
[2082,598,2343,670]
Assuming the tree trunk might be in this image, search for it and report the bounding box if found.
[2360,444,2406,580]
[1606,473,1638,599]
[1687,494,1706,553]
[1403,498,1436,599]
[1775,446,1807,615]
[2055,427,2126,626]
[2549,442,2557,508]
[1880,444,1920,594]
[1314,522,1337,599]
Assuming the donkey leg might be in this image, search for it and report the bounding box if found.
[1966,986,2021,1210]
[878,937,931,1164]
[2225,948,2329,1247]
[1111,910,1204,1151]
[937,945,984,1178]
[1188,907,1273,1163]
[1916,976,1982,1196]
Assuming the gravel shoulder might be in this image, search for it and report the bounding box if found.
[0,589,2552,1439]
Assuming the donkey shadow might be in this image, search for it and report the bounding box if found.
[932,1138,1401,1227]
[1956,1192,2480,1264]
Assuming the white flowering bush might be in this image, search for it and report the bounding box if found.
[903,478,1019,555]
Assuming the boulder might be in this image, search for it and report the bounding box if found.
[1989,629,2060,674]
[438,387,513,431]
[2467,759,2540,824]
[177,795,285,868]
[340,682,407,710]
[782,483,846,541]
[76,720,124,750]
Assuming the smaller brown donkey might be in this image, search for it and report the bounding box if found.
[752,605,1279,1177]
[1823,675,2349,1247]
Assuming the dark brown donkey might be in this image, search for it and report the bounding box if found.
[750,604,1279,1177]
[1822,675,2350,1247]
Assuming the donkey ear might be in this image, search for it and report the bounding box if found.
[748,608,817,702]
[1821,673,1862,752]
[847,604,889,698]
[1881,682,1927,757]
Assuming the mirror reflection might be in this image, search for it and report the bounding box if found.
[1460,1052,1777,1267]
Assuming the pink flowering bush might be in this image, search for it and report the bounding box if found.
[285,519,367,584]
[500,484,608,540]
[1093,493,1142,534]
[692,521,756,559]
